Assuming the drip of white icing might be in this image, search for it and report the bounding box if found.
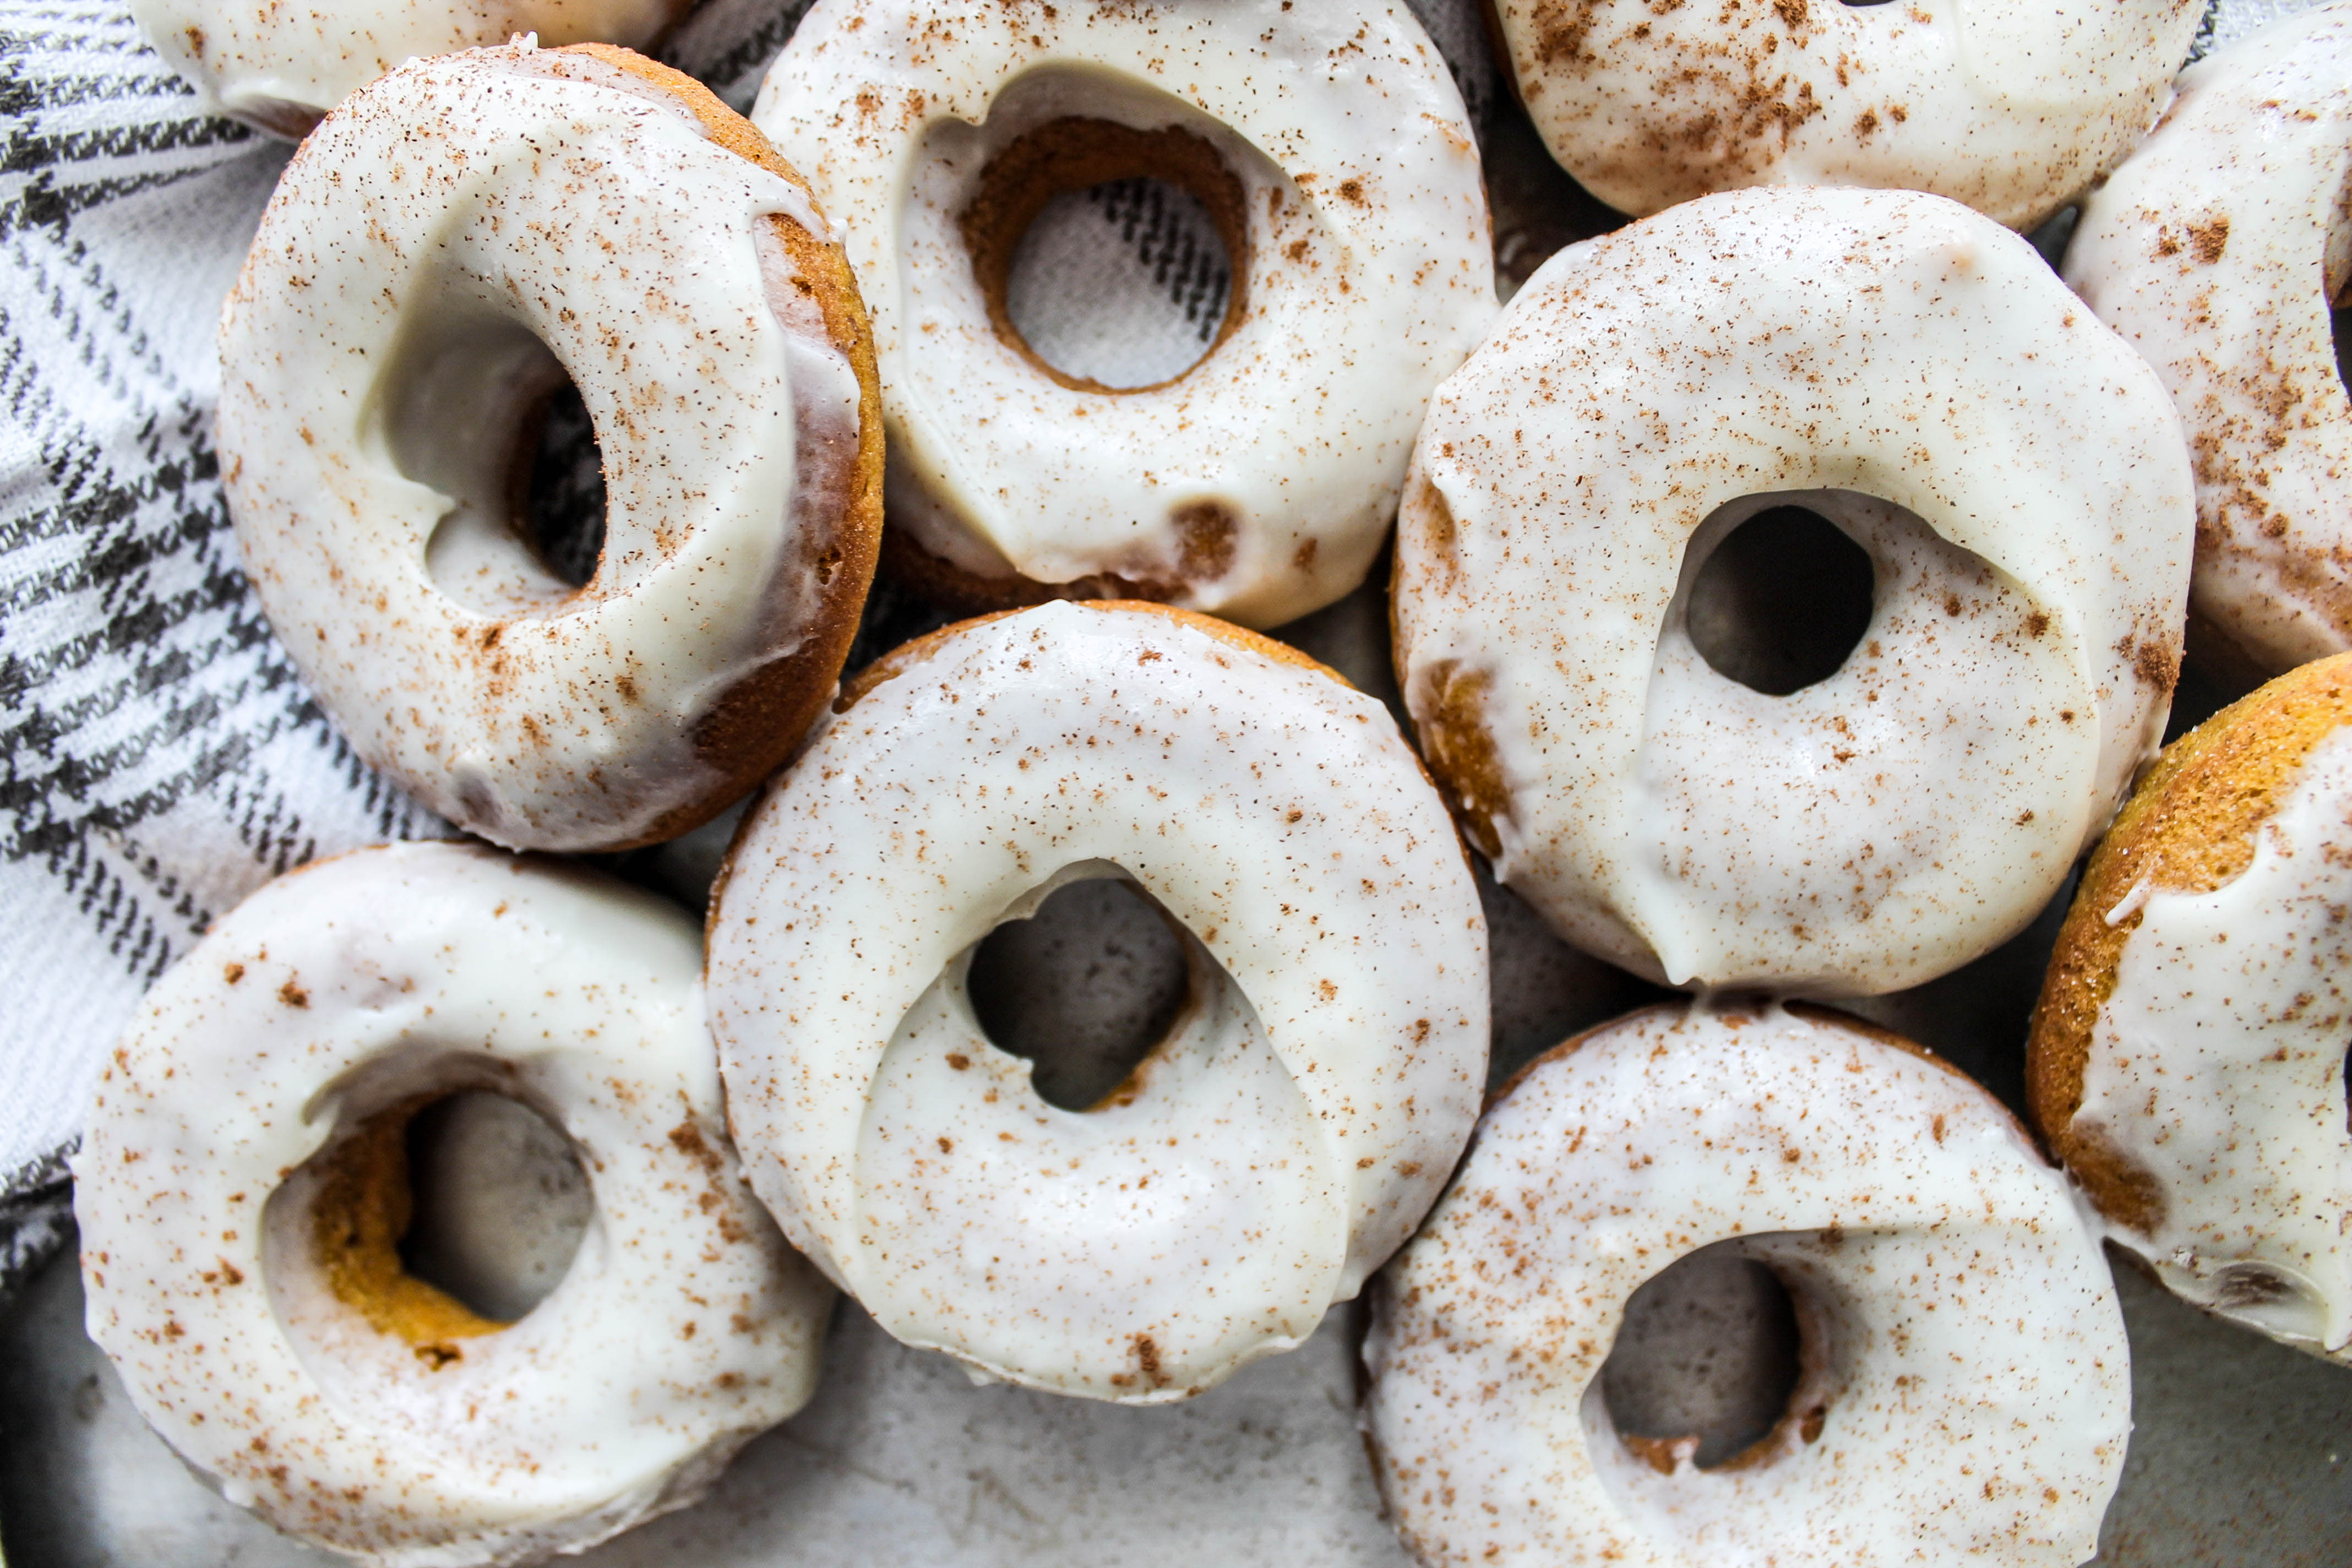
[2078,725,2352,1357]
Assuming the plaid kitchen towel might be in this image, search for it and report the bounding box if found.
[0,0,1497,1253]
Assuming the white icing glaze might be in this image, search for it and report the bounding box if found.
[2064,5,2352,674]
[750,0,1497,628]
[1492,0,2201,231]
[1392,187,2195,995]
[1364,1002,2131,1568]
[73,841,831,1567]
[220,46,867,853]
[129,0,686,135]
[707,602,1488,1402]
[2076,725,2352,1362]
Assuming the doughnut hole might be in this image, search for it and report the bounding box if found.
[963,115,1246,393]
[380,309,606,617]
[967,873,1196,1111]
[398,1092,593,1324]
[1001,175,1236,389]
[264,1082,591,1369]
[1683,505,1876,696]
[2332,300,2350,404]
[1600,1244,1808,1471]
[513,378,607,591]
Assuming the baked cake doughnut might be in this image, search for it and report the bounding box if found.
[1365,1001,2131,1567]
[2030,651,2352,1365]
[219,42,881,853]
[1393,186,2196,995]
[750,0,1495,628]
[1488,0,2202,230]
[132,0,690,138]
[75,841,831,1566]
[2064,6,2352,677]
[707,600,1488,1402]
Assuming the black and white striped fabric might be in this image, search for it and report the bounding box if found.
[0,0,1492,1226]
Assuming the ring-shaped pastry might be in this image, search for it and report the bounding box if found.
[2064,6,2352,676]
[750,0,1496,628]
[707,600,1488,1402]
[75,841,831,1567]
[2032,650,2352,1365]
[130,0,690,137]
[1365,1001,2131,1568]
[1392,187,2195,995]
[220,42,882,853]
[1488,0,2202,230]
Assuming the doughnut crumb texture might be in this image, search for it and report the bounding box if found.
[708,601,1489,1403]
[219,42,883,853]
[752,0,1496,628]
[2064,5,2352,676]
[2030,650,2352,1364]
[1392,186,2195,996]
[1365,1001,2131,1568]
[74,842,832,1567]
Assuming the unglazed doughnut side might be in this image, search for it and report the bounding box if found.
[753,0,1498,628]
[1392,186,2195,996]
[2028,650,2352,1358]
[74,842,832,1567]
[708,600,1488,1402]
[130,0,694,136]
[2064,6,2352,676]
[2028,652,2352,1197]
[1492,0,2202,230]
[220,43,881,852]
[1364,1001,2131,1568]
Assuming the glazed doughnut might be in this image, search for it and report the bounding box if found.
[707,600,1488,1402]
[1364,1001,2131,1567]
[750,0,1495,628]
[220,42,882,853]
[1392,186,2195,995]
[74,841,831,1566]
[132,0,690,138]
[2064,6,2352,677]
[1489,0,2202,230]
[2030,651,2352,1365]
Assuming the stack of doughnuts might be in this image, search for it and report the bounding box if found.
[75,0,2352,1562]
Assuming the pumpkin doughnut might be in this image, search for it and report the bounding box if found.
[1488,0,2202,230]
[219,41,882,853]
[749,0,1496,628]
[1392,186,2195,995]
[74,841,831,1566]
[131,0,692,138]
[2029,651,2352,1365]
[2064,6,2352,677]
[706,600,1488,1403]
[1365,1001,2132,1568]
